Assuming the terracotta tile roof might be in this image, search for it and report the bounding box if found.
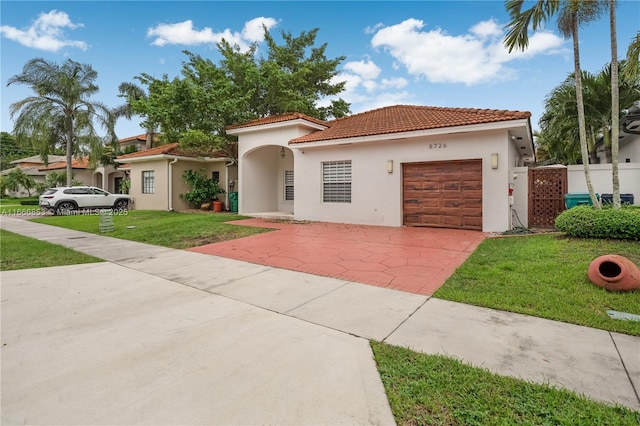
[39,157,91,171]
[119,134,147,143]
[11,154,66,165]
[115,143,229,160]
[227,112,328,130]
[116,143,181,159]
[289,105,531,144]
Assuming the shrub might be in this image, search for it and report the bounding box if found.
[181,169,225,209]
[19,200,38,205]
[555,205,640,240]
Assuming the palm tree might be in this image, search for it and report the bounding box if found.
[7,58,115,186]
[504,0,605,208]
[5,167,36,197]
[113,81,158,150]
[537,64,640,164]
[623,32,640,82]
[609,0,620,208]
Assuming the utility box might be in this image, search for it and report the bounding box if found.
[564,192,600,209]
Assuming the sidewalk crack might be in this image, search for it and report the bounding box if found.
[609,331,640,406]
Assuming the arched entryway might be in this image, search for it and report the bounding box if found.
[240,144,294,218]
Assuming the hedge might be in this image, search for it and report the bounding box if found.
[555,205,640,240]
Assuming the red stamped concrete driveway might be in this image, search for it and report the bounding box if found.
[189,218,486,295]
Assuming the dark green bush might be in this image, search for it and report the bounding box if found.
[555,205,640,240]
[19,199,38,205]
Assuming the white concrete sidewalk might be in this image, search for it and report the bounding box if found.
[1,216,639,425]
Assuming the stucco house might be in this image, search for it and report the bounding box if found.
[596,106,640,164]
[227,105,534,232]
[1,154,65,197]
[38,157,126,194]
[115,143,236,211]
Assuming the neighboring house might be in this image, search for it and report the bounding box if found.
[227,105,535,232]
[39,157,126,194]
[119,133,158,153]
[114,143,237,211]
[596,107,640,164]
[1,154,65,197]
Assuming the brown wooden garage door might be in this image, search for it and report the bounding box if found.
[403,160,482,230]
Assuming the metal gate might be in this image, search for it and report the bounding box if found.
[528,167,567,228]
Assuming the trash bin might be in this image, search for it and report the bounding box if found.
[564,192,600,209]
[601,193,635,205]
[229,191,238,213]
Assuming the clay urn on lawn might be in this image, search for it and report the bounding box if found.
[587,255,640,292]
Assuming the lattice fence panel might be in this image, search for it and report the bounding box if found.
[528,168,568,228]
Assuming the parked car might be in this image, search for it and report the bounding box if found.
[39,186,131,215]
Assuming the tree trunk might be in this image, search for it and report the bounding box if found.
[610,0,621,209]
[145,131,153,150]
[572,21,600,208]
[66,116,74,187]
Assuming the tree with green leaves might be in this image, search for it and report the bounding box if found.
[0,132,27,170]
[131,27,350,161]
[113,81,159,150]
[537,63,640,164]
[7,58,116,186]
[5,168,36,197]
[608,0,620,208]
[504,0,605,208]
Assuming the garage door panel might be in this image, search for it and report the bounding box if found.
[403,160,482,230]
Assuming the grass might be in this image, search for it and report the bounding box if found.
[31,210,271,249]
[435,234,640,336]
[0,197,40,214]
[371,341,640,425]
[0,229,103,271]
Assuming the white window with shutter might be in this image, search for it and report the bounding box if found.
[284,170,294,201]
[322,161,351,203]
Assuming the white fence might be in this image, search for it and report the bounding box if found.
[512,163,640,228]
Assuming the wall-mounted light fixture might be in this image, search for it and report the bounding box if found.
[387,160,394,174]
[280,147,286,159]
[491,153,499,169]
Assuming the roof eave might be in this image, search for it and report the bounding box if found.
[114,154,231,163]
[227,118,328,135]
[290,119,532,148]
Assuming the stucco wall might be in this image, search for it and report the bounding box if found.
[128,159,169,210]
[567,163,640,199]
[512,163,640,228]
[292,129,513,232]
[238,125,315,214]
[126,158,232,211]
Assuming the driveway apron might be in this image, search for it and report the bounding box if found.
[189,218,485,295]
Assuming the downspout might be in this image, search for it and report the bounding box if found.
[224,160,233,210]
[168,158,178,211]
[223,163,228,210]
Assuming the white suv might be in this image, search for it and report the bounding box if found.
[39,186,131,215]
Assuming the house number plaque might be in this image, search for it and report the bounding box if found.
[429,143,447,149]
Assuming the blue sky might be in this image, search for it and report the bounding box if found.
[1,0,639,140]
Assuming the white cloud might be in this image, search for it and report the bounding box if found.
[380,77,408,89]
[0,9,87,52]
[343,59,382,80]
[242,17,278,42]
[469,19,502,39]
[371,18,565,86]
[147,17,278,50]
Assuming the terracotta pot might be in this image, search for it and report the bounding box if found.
[587,255,640,292]
[212,201,223,212]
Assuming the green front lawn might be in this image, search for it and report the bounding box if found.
[0,229,103,270]
[372,341,640,425]
[436,234,640,336]
[31,210,271,249]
